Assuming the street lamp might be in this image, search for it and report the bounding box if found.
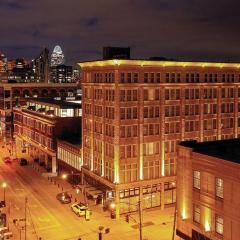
[61,172,79,184]
[2,182,7,203]
[61,172,86,203]
[110,202,116,209]
[61,173,67,180]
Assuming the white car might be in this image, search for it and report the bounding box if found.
[71,203,88,217]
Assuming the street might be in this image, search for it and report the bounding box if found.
[0,142,175,240]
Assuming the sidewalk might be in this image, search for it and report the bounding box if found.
[30,163,175,240]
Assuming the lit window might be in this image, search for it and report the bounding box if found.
[216,215,223,235]
[193,205,200,223]
[193,171,200,189]
[216,178,223,198]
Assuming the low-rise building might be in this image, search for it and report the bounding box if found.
[13,98,81,174]
[176,139,240,240]
[0,82,78,138]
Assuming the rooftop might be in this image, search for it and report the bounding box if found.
[180,139,240,164]
[58,136,81,148]
[79,59,240,69]
[28,98,81,109]
[0,82,77,87]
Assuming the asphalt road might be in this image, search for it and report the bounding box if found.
[0,142,175,240]
[0,148,100,240]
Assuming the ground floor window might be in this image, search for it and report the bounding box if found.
[142,184,161,209]
[119,188,140,213]
[164,182,176,205]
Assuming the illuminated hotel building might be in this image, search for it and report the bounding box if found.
[79,59,240,214]
[177,139,240,240]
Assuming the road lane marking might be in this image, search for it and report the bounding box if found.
[38,217,51,223]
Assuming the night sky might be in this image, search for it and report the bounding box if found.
[1,0,240,65]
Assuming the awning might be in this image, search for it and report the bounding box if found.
[85,186,103,199]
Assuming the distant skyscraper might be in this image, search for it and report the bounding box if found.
[32,48,50,83]
[0,53,7,75]
[50,45,64,67]
[50,64,73,83]
[103,46,131,59]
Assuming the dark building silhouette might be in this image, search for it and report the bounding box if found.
[32,48,50,83]
[8,59,34,82]
[103,46,131,60]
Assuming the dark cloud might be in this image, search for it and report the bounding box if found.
[0,0,240,64]
[0,0,26,10]
[86,17,99,27]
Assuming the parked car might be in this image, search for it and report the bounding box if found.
[19,158,28,166]
[56,192,71,204]
[3,157,12,164]
[71,203,89,217]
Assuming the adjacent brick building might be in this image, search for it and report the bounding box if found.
[13,98,81,174]
[0,82,78,138]
[177,139,240,240]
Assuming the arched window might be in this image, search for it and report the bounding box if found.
[23,89,31,98]
[12,89,20,98]
[41,89,48,97]
[32,89,39,98]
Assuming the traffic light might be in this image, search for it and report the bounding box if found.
[110,209,116,219]
[125,214,129,223]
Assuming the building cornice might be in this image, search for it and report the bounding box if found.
[0,83,78,88]
[79,59,240,69]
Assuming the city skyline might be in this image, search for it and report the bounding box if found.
[0,1,240,239]
[0,0,240,64]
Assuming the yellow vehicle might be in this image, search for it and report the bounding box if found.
[71,203,89,217]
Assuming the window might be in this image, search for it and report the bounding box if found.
[193,171,200,189]
[193,205,200,223]
[143,142,159,155]
[216,215,223,235]
[120,72,138,83]
[216,178,223,198]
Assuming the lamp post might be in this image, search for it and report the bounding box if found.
[61,173,67,180]
[2,182,7,204]
[61,173,86,203]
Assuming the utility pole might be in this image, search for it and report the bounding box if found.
[24,197,27,240]
[98,226,104,240]
[138,200,142,240]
